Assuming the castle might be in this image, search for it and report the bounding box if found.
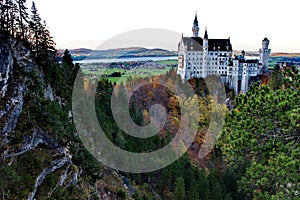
[177,14,271,94]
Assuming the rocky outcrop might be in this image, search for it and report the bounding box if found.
[5,129,57,159]
[44,84,55,101]
[27,155,71,200]
[0,35,54,138]
[1,82,25,136]
[1,37,30,138]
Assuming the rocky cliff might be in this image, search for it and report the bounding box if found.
[0,34,129,200]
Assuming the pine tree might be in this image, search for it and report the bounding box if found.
[197,169,210,200]
[15,0,29,40]
[174,176,185,200]
[62,49,73,67]
[211,182,223,200]
[0,166,21,199]
[219,69,300,199]
[40,20,56,61]
[29,1,42,54]
[5,0,18,36]
[185,177,199,200]
[62,49,77,85]
[0,0,5,31]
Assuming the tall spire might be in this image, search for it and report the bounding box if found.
[193,12,198,26]
[192,12,199,37]
[204,27,208,39]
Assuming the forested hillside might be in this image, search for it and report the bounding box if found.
[0,1,130,199]
[219,66,300,199]
[1,0,299,200]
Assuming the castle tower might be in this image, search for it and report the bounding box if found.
[203,27,208,48]
[241,63,250,94]
[192,13,199,37]
[204,27,208,40]
[241,50,245,59]
[203,27,208,77]
[259,37,271,73]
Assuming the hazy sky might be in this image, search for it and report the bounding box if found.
[30,0,299,52]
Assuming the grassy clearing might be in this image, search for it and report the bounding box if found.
[82,67,174,84]
[81,59,178,84]
[156,59,178,65]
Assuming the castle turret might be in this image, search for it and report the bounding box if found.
[203,27,208,77]
[262,37,269,49]
[203,27,208,48]
[259,37,271,74]
[241,50,245,59]
[204,27,208,39]
[192,14,199,37]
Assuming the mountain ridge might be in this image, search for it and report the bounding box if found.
[58,47,300,61]
[57,47,178,60]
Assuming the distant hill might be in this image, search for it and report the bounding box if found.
[58,47,177,61]
[59,48,300,61]
[270,52,300,57]
[233,50,300,58]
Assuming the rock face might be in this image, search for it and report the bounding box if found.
[0,34,69,199]
[44,84,55,101]
[0,35,127,199]
[5,129,58,158]
[27,156,71,200]
[0,35,50,137]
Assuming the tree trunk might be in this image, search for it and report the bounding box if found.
[2,188,5,200]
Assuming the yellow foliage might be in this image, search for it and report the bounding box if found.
[83,77,89,92]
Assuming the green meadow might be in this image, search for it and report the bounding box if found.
[82,59,178,84]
